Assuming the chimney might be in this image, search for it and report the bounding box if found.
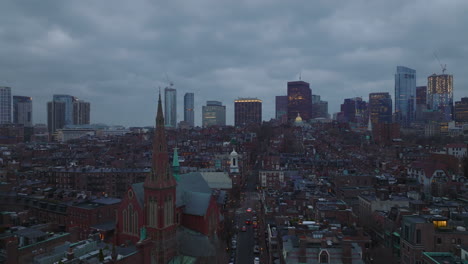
[67,247,75,261]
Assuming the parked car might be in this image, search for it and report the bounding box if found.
[254,257,260,264]
[241,226,247,232]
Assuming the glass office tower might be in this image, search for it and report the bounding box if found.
[394,66,416,126]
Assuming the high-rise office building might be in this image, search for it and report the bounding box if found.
[53,94,76,126]
[311,95,329,119]
[202,101,226,127]
[13,96,32,127]
[184,93,194,127]
[0,87,11,124]
[164,87,177,128]
[428,74,453,121]
[415,86,427,121]
[47,101,66,134]
[369,93,392,125]
[340,97,367,123]
[395,66,416,126]
[455,97,468,123]
[234,98,262,127]
[287,81,312,122]
[275,96,288,123]
[73,100,90,125]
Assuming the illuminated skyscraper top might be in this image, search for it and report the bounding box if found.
[427,74,453,121]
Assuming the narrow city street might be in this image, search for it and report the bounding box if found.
[234,170,266,264]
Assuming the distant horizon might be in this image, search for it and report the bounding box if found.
[1,1,467,127]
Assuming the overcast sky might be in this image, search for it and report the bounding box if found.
[1,0,467,127]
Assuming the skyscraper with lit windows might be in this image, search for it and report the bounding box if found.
[234,98,262,127]
[287,81,312,122]
[428,74,453,121]
[369,93,392,125]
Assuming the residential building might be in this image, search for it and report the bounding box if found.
[369,93,392,125]
[72,100,90,125]
[287,81,312,122]
[234,98,262,126]
[0,86,11,124]
[202,101,226,127]
[53,94,77,126]
[184,92,194,127]
[276,95,288,123]
[455,97,468,123]
[395,66,416,126]
[164,87,177,128]
[13,96,32,127]
[428,74,454,121]
[47,101,66,134]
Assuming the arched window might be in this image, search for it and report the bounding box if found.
[320,251,329,263]
[128,204,133,234]
[123,209,127,233]
[134,212,138,235]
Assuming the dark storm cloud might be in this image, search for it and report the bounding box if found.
[1,0,467,126]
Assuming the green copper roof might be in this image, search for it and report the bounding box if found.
[173,147,180,167]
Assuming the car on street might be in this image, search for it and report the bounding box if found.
[245,218,252,225]
[253,221,258,228]
[254,257,260,264]
[246,207,252,213]
[253,245,260,254]
[241,226,247,232]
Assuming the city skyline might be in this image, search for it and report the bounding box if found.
[1,1,468,126]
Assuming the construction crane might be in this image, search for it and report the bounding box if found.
[433,52,447,74]
[165,73,174,88]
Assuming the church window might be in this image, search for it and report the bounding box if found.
[320,251,329,263]
[123,209,127,233]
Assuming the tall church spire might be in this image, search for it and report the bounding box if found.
[144,91,176,189]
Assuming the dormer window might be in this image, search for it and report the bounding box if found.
[319,250,329,263]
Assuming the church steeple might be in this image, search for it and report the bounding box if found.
[143,91,177,263]
[144,91,176,189]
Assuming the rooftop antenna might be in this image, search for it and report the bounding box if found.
[433,52,447,74]
[299,70,302,81]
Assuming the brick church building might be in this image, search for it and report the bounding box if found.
[113,93,222,263]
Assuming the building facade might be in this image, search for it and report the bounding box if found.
[234,98,262,127]
[455,97,468,123]
[0,87,11,124]
[72,100,90,125]
[183,92,194,127]
[13,96,32,127]
[53,94,76,126]
[312,95,329,119]
[395,66,416,126]
[47,101,66,134]
[164,87,177,128]
[202,101,226,127]
[369,93,392,125]
[415,86,428,121]
[287,81,312,122]
[275,95,288,123]
[341,97,367,123]
[428,74,454,121]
